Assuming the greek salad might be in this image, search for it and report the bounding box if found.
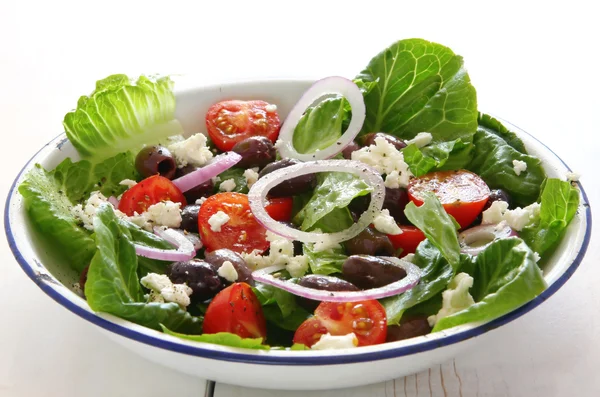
[19,39,581,351]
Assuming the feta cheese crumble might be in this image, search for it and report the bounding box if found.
[219,178,237,192]
[311,333,359,350]
[566,171,581,182]
[195,197,208,205]
[373,209,402,235]
[481,200,540,231]
[243,168,260,188]
[351,137,412,188]
[140,273,192,308]
[119,179,137,188]
[144,201,182,228]
[70,191,127,231]
[241,231,308,277]
[428,273,475,327]
[265,104,277,113]
[217,260,239,282]
[208,211,230,232]
[512,159,528,176]
[405,132,433,148]
[167,133,213,167]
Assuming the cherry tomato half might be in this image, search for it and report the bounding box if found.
[118,175,186,216]
[293,300,387,347]
[265,197,293,222]
[206,100,281,151]
[387,226,426,256]
[408,170,490,228]
[203,283,267,340]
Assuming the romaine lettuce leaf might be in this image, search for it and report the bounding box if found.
[294,172,372,231]
[404,193,461,268]
[468,126,546,207]
[356,39,478,142]
[433,237,546,331]
[64,74,183,162]
[303,243,347,275]
[253,283,311,331]
[161,325,268,350]
[18,153,138,272]
[85,205,202,333]
[478,113,527,153]
[402,139,473,177]
[520,179,580,256]
[214,168,249,194]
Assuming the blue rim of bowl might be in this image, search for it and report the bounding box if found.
[5,125,592,366]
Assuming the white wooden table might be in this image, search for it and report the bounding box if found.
[1,1,598,396]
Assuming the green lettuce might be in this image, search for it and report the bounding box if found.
[161,325,268,350]
[433,238,546,331]
[303,243,347,275]
[356,38,478,142]
[402,139,473,177]
[294,172,372,231]
[18,153,138,272]
[520,179,580,256]
[468,125,546,207]
[64,74,183,162]
[85,205,202,333]
[215,168,249,194]
[478,113,527,153]
[253,283,311,331]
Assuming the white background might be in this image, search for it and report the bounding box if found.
[1,1,599,396]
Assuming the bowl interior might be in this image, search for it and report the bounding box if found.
[5,78,591,364]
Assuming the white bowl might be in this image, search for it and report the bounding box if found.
[4,78,592,390]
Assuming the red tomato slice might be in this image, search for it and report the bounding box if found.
[408,170,490,228]
[203,283,267,339]
[265,197,293,222]
[387,226,426,256]
[206,100,281,151]
[198,192,269,254]
[293,300,387,347]
[118,175,187,216]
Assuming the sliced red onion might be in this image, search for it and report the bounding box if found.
[171,152,242,193]
[108,196,119,207]
[459,222,517,256]
[276,77,365,161]
[252,257,421,302]
[133,227,196,262]
[248,159,384,244]
[154,226,202,250]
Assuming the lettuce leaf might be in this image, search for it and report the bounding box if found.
[478,113,527,153]
[402,139,473,177]
[64,74,183,162]
[253,283,311,331]
[161,325,268,350]
[303,243,347,275]
[18,153,138,272]
[85,205,202,333]
[468,126,546,207]
[433,238,546,331]
[356,39,478,142]
[404,193,461,268]
[520,179,580,256]
[294,172,372,231]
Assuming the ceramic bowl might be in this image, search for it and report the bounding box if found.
[4,79,592,390]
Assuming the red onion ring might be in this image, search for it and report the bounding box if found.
[133,227,196,262]
[459,223,517,256]
[251,257,421,302]
[248,159,384,244]
[171,152,242,193]
[108,196,119,207]
[276,76,365,161]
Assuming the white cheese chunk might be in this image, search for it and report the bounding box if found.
[311,333,359,350]
[512,159,528,176]
[208,211,230,232]
[373,209,402,235]
[243,168,260,188]
[140,273,192,308]
[405,132,433,148]
[219,178,237,192]
[195,197,207,205]
[265,104,277,113]
[566,171,581,182]
[70,191,127,231]
[119,179,137,188]
[217,260,239,282]
[167,133,213,167]
[428,273,475,327]
[481,200,540,231]
[144,201,182,229]
[241,232,308,276]
[351,137,413,188]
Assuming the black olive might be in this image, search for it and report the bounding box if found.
[135,146,177,179]
[360,132,407,151]
[345,227,395,256]
[484,189,512,210]
[342,255,407,289]
[386,315,432,342]
[204,249,253,285]
[231,136,276,169]
[296,275,359,312]
[341,141,361,159]
[258,158,316,197]
[180,205,200,233]
[166,260,223,302]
